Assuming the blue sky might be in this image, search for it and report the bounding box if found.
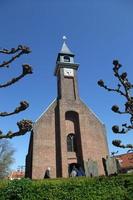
[0,0,133,170]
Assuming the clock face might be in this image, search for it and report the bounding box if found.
[64,68,74,77]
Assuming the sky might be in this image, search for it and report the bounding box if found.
[0,0,133,170]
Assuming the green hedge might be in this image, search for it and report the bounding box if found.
[0,175,133,200]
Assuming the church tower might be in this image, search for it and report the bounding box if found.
[55,38,79,101]
[26,39,109,179]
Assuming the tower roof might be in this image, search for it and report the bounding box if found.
[60,37,74,55]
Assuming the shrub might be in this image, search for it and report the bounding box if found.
[0,175,132,200]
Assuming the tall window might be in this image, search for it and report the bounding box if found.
[67,134,75,152]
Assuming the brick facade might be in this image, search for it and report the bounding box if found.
[25,41,109,179]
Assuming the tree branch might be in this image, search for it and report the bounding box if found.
[0,44,33,140]
[0,64,32,88]
[112,140,133,149]
[112,124,133,134]
[0,101,29,117]
[0,45,30,54]
[0,120,33,139]
[0,45,31,68]
[111,105,128,114]
[113,61,133,97]
[98,60,133,150]
[97,80,126,97]
[111,151,118,157]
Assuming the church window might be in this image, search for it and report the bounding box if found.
[64,56,70,62]
[67,133,75,152]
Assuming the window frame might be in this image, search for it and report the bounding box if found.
[67,133,76,152]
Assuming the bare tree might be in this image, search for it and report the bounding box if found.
[0,45,33,139]
[98,60,133,150]
[0,139,15,179]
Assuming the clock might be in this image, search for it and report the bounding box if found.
[64,68,74,77]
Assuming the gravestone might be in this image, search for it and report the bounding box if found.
[103,156,119,176]
[84,160,98,177]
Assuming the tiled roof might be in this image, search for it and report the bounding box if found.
[116,152,133,170]
[8,170,25,180]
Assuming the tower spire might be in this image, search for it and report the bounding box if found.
[60,36,73,55]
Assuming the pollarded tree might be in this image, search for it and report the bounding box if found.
[0,45,33,139]
[98,60,133,151]
[0,139,15,179]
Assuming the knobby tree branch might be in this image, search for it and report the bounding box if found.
[98,60,133,150]
[0,45,31,68]
[112,140,133,150]
[0,120,33,139]
[0,64,32,88]
[0,101,29,117]
[0,45,33,139]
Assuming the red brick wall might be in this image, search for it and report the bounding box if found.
[26,98,109,179]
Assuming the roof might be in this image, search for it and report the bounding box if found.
[116,152,133,169]
[60,41,74,55]
[35,99,56,123]
[8,170,25,180]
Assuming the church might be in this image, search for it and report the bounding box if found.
[25,39,109,179]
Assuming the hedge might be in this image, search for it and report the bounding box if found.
[0,175,133,200]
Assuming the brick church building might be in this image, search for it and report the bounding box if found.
[25,39,109,179]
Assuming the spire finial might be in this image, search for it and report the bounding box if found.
[63,36,67,42]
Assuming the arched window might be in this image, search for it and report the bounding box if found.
[67,133,76,152]
[64,56,70,62]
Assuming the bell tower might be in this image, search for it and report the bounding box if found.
[26,38,109,179]
[54,37,79,101]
